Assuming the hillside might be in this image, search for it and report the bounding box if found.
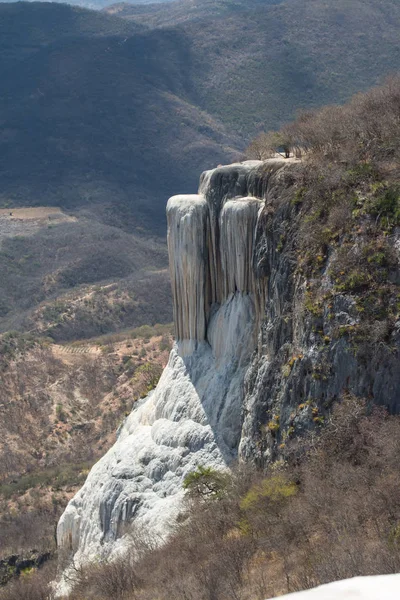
[107,0,285,24]
[3,0,400,227]
[1,0,400,337]
[0,324,173,561]
[0,0,175,11]
[0,3,400,594]
[0,1,240,336]
[9,78,399,600]
[58,78,395,597]
[0,2,239,230]
[0,207,173,337]
[111,0,400,134]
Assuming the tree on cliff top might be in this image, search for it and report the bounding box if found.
[246,131,293,159]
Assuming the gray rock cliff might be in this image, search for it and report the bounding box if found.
[57,158,400,585]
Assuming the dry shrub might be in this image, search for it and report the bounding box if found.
[246,131,292,160]
[246,77,400,280]
[68,526,160,600]
[283,76,400,165]
[63,397,400,600]
[282,396,400,587]
[246,132,276,160]
[0,511,53,556]
[70,555,141,600]
[0,562,55,600]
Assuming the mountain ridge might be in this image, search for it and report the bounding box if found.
[3,0,400,227]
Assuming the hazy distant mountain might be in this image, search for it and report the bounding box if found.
[110,0,400,135]
[106,0,286,26]
[0,0,175,10]
[0,1,239,334]
[2,0,400,227]
[0,0,400,335]
[2,0,399,222]
[0,2,239,231]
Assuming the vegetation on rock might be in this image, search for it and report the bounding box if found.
[248,76,400,365]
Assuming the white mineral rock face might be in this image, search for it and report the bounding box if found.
[267,574,400,599]
[167,194,208,342]
[57,161,268,573]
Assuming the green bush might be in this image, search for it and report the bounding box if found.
[183,466,230,501]
[240,474,297,512]
[366,185,400,228]
[55,404,67,423]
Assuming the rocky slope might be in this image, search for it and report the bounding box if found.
[0,207,172,337]
[57,155,400,582]
[240,173,400,466]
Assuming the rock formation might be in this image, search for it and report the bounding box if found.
[57,160,278,572]
[57,157,400,582]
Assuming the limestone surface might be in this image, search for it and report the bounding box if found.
[57,160,271,572]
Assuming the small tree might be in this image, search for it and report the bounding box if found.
[183,466,230,501]
[269,131,292,158]
[245,132,275,160]
[246,130,293,160]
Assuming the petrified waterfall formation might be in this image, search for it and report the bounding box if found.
[167,189,262,343]
[57,160,271,575]
[56,158,400,592]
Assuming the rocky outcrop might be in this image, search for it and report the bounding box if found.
[57,157,400,581]
[57,160,279,575]
[239,171,400,465]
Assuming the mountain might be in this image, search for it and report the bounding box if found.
[0,0,398,355]
[0,2,240,336]
[111,0,400,134]
[0,0,400,479]
[2,0,400,227]
[0,2,239,231]
[107,0,286,26]
[0,0,398,387]
[0,0,176,10]
[1,1,400,594]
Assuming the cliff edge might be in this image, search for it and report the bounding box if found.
[57,156,400,579]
